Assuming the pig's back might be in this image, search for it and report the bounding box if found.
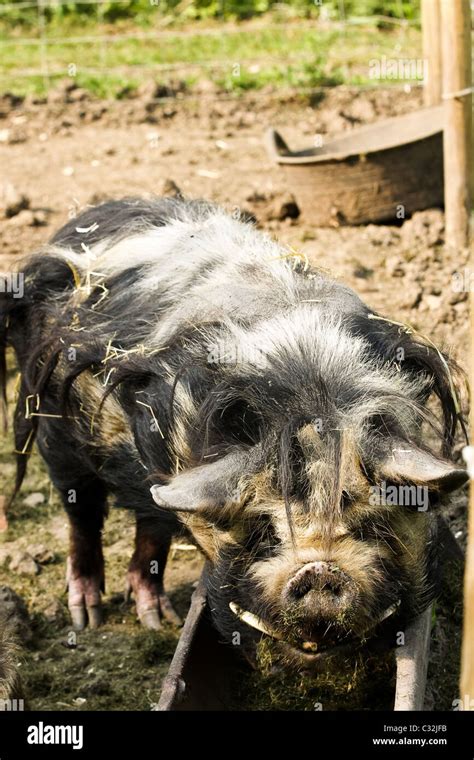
[42,196,367,350]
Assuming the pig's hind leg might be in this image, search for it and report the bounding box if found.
[126,515,182,629]
[37,434,107,630]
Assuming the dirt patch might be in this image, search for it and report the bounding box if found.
[0,83,425,266]
[0,434,204,710]
[0,84,469,711]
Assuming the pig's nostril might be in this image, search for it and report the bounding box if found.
[321,580,342,596]
[286,561,345,601]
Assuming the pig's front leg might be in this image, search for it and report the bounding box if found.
[64,480,107,630]
[126,516,182,629]
[67,556,104,630]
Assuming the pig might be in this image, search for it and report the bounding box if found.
[0,197,467,665]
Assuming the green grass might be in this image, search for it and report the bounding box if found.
[0,19,422,98]
[0,0,421,30]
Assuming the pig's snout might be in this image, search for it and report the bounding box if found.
[284,561,356,617]
[286,561,344,599]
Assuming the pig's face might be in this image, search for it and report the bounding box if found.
[149,310,467,666]
[151,421,466,666]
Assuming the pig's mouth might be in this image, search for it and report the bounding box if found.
[229,599,401,658]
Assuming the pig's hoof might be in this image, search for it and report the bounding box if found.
[68,595,103,631]
[66,558,104,630]
[126,571,182,629]
[139,609,162,630]
[87,605,103,629]
[69,604,87,631]
[159,593,182,626]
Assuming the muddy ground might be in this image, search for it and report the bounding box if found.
[0,81,470,711]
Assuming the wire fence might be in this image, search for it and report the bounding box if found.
[0,0,429,99]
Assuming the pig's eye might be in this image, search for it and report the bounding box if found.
[218,400,263,446]
[242,514,279,557]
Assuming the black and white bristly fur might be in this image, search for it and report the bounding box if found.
[0,197,468,661]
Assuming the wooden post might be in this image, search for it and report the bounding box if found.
[462,350,474,705]
[421,0,442,106]
[449,0,474,706]
[440,0,472,250]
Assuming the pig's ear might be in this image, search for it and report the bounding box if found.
[380,442,468,494]
[150,449,253,516]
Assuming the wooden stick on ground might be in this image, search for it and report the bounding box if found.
[394,606,432,711]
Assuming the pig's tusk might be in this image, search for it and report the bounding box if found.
[229,602,284,641]
[229,602,319,650]
[230,598,402,651]
[376,600,401,624]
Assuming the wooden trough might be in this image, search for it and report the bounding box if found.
[156,572,243,712]
[265,105,445,226]
[157,568,434,712]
